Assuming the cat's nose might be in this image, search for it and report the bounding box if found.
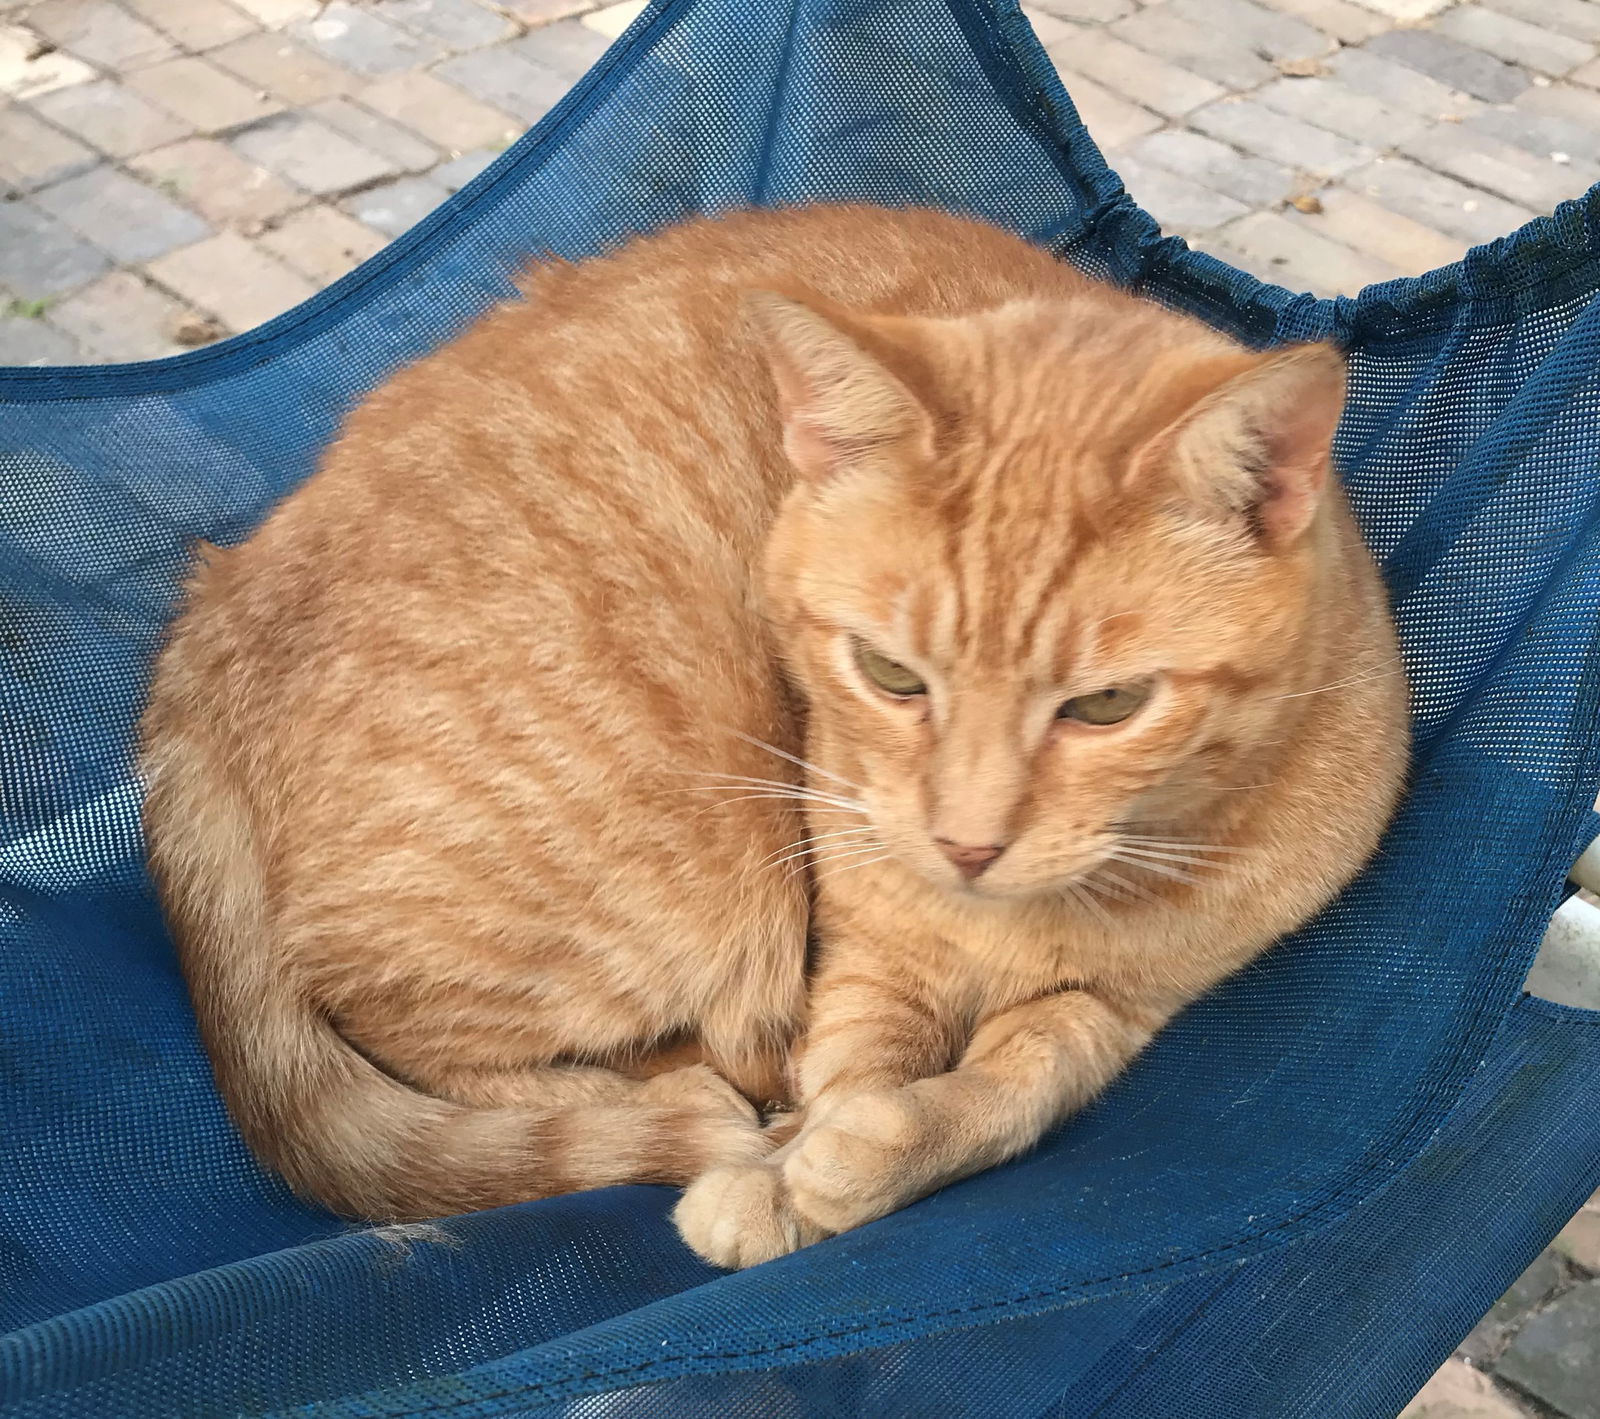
[935,838,1006,880]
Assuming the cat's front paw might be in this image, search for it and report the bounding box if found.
[782,1089,929,1234]
[673,1164,825,1269]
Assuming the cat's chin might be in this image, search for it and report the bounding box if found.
[934,871,1049,905]
[889,852,1108,904]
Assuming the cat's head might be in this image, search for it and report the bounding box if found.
[755,287,1352,902]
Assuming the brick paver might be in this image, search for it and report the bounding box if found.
[0,104,95,188]
[1487,0,1600,43]
[435,43,573,120]
[579,0,639,37]
[308,93,438,169]
[290,1,443,74]
[1434,5,1596,76]
[25,0,175,68]
[46,268,190,359]
[1059,72,1162,147]
[145,228,316,327]
[1254,74,1429,148]
[1028,1,1600,317]
[126,52,284,128]
[380,0,514,48]
[209,30,361,101]
[230,110,398,191]
[1213,206,1403,291]
[1191,95,1377,176]
[0,311,81,363]
[230,0,318,23]
[1111,153,1249,229]
[0,196,110,299]
[1401,1359,1528,1419]
[432,144,494,189]
[121,0,259,49]
[1045,26,1225,118]
[257,201,385,280]
[131,136,303,226]
[1255,0,1386,45]
[1348,153,1540,244]
[1358,0,1453,19]
[339,170,448,235]
[31,78,193,157]
[0,0,1596,1414]
[33,164,212,262]
[1111,5,1280,89]
[1292,186,1463,271]
[0,0,631,364]
[1129,127,1296,205]
[356,70,517,151]
[1367,27,1530,102]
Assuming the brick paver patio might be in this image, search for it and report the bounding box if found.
[1,0,1598,365]
[2,0,1598,1414]
[0,0,642,362]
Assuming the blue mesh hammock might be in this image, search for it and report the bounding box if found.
[4,2,1600,1415]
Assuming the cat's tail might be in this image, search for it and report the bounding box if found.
[141,729,767,1222]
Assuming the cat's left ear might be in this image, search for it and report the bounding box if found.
[746,289,935,483]
[1153,343,1346,551]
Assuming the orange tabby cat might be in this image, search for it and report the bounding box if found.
[139,205,1407,1264]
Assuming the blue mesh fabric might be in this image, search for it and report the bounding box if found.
[2,2,1599,1415]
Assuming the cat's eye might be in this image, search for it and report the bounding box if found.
[1057,681,1153,726]
[853,640,927,698]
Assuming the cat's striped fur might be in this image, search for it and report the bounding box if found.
[139,206,1407,1254]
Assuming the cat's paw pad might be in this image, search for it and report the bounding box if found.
[782,1089,925,1233]
[673,1164,825,1269]
[642,1064,770,1169]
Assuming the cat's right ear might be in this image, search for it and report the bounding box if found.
[745,290,934,483]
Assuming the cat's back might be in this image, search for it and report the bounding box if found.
[181,206,1092,701]
[508,205,1088,330]
[350,204,1089,496]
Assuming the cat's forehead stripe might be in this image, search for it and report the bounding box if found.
[908,581,960,664]
[945,443,1106,671]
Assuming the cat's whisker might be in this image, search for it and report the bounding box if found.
[681,794,864,819]
[1113,843,1228,865]
[684,794,868,823]
[1088,868,1156,904]
[673,772,816,792]
[806,835,887,860]
[788,840,890,877]
[1269,665,1406,701]
[1106,851,1203,886]
[1078,876,1134,907]
[807,850,893,884]
[674,771,860,804]
[1111,847,1235,877]
[1118,836,1253,857]
[728,731,866,794]
[669,776,865,809]
[669,786,870,815]
[758,825,879,868]
[765,842,873,873]
[765,832,881,872]
[1063,881,1115,927]
[685,792,844,817]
